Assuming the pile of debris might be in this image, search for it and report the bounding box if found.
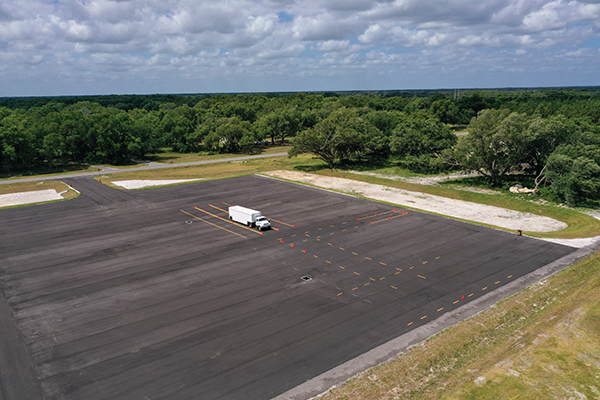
[509,184,538,194]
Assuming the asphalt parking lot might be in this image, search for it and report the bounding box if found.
[0,175,576,400]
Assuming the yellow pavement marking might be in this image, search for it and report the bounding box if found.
[305,234,310,237]
[339,266,345,270]
[407,322,413,326]
[330,225,335,227]
[222,201,234,206]
[508,395,520,400]
[208,203,227,212]
[370,212,407,224]
[395,271,402,275]
[482,287,488,291]
[339,247,345,250]
[327,242,332,246]
[380,262,387,266]
[495,281,500,284]
[291,234,296,237]
[181,210,248,239]
[420,315,427,320]
[437,307,444,312]
[422,261,428,264]
[330,232,334,235]
[326,260,331,264]
[366,257,372,260]
[342,229,347,232]
[193,207,263,235]
[318,228,322,230]
[354,226,358,229]
[354,271,360,275]
[352,287,358,291]
[396,267,402,271]
[264,216,295,227]
[435,256,440,259]
[342,222,347,224]
[468,293,474,297]
[453,300,460,304]
[317,238,321,241]
[391,285,398,290]
[418,275,426,279]
[370,278,376,281]
[508,275,513,279]
[409,266,414,270]
[303,239,308,242]
[364,282,371,286]
[337,292,343,296]
[352,252,358,255]
[313,255,318,258]
[380,277,385,280]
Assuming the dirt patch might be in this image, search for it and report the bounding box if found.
[264,170,567,234]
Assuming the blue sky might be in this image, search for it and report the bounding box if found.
[1,0,599,97]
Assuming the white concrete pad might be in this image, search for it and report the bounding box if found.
[0,190,63,208]
[112,179,203,189]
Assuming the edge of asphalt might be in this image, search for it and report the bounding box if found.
[273,238,600,400]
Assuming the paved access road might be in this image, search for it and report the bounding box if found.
[0,175,575,400]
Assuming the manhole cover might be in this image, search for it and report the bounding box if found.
[301,275,312,282]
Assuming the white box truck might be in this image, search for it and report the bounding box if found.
[229,206,271,231]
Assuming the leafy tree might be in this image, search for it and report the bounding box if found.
[440,109,533,186]
[429,99,460,124]
[204,116,252,153]
[545,133,600,205]
[255,108,300,145]
[288,108,381,168]
[390,115,456,173]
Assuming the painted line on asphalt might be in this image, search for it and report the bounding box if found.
[180,210,247,239]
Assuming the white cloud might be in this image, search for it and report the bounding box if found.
[0,0,599,96]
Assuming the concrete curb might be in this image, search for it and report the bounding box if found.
[273,240,600,400]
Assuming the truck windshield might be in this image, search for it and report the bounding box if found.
[257,217,266,221]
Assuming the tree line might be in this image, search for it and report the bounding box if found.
[1,89,599,205]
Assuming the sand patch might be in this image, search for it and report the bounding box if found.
[263,170,568,234]
[0,189,64,208]
[112,179,204,189]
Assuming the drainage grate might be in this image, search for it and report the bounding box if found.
[301,275,312,282]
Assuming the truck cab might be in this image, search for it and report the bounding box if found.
[255,216,271,231]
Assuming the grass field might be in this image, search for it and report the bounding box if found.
[319,249,600,400]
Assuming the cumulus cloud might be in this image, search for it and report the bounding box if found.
[0,0,599,96]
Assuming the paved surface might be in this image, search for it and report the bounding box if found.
[0,152,288,185]
[0,175,576,400]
